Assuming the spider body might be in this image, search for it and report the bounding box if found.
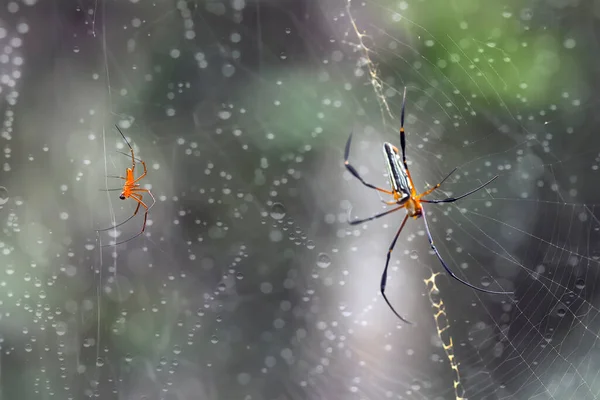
[383,142,413,205]
[345,87,513,324]
[404,197,422,219]
[97,125,155,246]
[119,167,136,200]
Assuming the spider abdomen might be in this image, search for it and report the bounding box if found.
[383,142,413,201]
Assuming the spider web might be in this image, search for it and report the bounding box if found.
[1,0,600,399]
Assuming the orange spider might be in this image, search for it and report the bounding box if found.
[97,125,155,246]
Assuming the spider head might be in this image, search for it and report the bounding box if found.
[119,194,126,200]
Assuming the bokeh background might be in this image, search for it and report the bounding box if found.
[1,0,600,399]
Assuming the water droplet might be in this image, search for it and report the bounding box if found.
[210,335,219,344]
[575,279,585,290]
[316,253,331,268]
[24,343,32,352]
[236,272,244,280]
[0,186,8,205]
[218,110,231,120]
[520,8,533,21]
[480,277,491,287]
[306,240,315,250]
[173,345,181,355]
[96,357,104,367]
[556,308,566,317]
[55,321,67,336]
[260,282,273,294]
[124,354,133,363]
[270,203,286,220]
[237,372,251,385]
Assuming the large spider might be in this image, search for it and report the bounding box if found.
[345,88,513,324]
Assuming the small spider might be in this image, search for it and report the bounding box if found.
[97,125,155,246]
[345,87,513,324]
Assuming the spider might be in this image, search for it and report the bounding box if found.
[97,125,155,246]
[345,87,513,324]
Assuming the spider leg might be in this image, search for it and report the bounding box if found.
[421,208,513,295]
[421,175,498,204]
[381,213,412,324]
[348,204,405,225]
[115,150,143,163]
[416,167,457,199]
[114,151,143,176]
[101,194,149,247]
[398,87,417,196]
[113,125,146,182]
[115,125,136,171]
[130,188,155,210]
[97,200,141,232]
[107,175,126,179]
[399,87,407,162]
[344,132,393,195]
[99,188,123,192]
[132,159,147,183]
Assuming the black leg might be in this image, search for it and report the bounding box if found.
[348,204,405,225]
[103,208,148,246]
[97,201,141,232]
[115,150,143,163]
[381,214,412,324]
[421,176,498,204]
[344,132,393,195]
[398,87,418,193]
[399,87,407,167]
[100,194,148,247]
[421,208,512,294]
[115,125,136,169]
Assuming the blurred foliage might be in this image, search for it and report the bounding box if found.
[357,0,587,108]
